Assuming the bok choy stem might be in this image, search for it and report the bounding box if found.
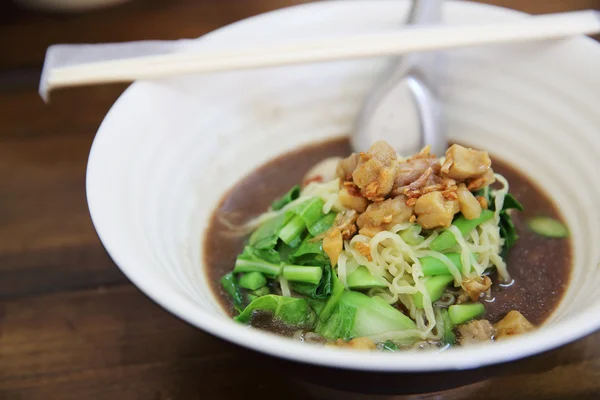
[282,266,323,285]
[279,215,306,245]
[234,258,282,277]
[430,210,494,252]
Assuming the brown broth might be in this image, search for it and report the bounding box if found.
[204,137,571,333]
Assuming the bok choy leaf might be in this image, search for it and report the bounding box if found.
[492,193,523,259]
[250,196,327,250]
[220,272,244,313]
[316,291,416,340]
[271,185,301,211]
[235,295,316,328]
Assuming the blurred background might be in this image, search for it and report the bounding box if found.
[0,1,599,399]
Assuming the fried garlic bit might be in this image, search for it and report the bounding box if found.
[353,241,372,261]
[323,229,343,267]
[463,276,492,301]
[321,210,359,266]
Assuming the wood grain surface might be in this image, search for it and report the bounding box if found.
[1,0,599,399]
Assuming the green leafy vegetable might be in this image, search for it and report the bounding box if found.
[501,193,524,212]
[347,266,388,289]
[448,303,485,325]
[420,253,462,276]
[291,197,327,237]
[316,291,416,340]
[221,272,244,312]
[308,212,336,237]
[275,241,296,264]
[238,271,267,291]
[430,210,494,252]
[286,233,334,299]
[234,246,282,277]
[413,275,454,309]
[251,286,270,297]
[440,308,456,346]
[308,299,326,316]
[287,235,304,249]
[249,213,290,250]
[382,340,398,352]
[279,215,306,245]
[291,264,333,300]
[317,272,344,321]
[277,197,327,246]
[289,235,329,266]
[271,185,301,211]
[315,300,356,340]
[236,228,335,296]
[490,193,524,259]
[419,252,478,276]
[430,191,523,258]
[498,215,517,258]
[250,196,326,250]
[235,295,316,329]
[527,217,569,238]
[282,266,323,285]
[399,224,424,246]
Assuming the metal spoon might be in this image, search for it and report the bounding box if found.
[352,0,446,157]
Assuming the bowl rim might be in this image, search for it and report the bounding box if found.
[86,0,600,372]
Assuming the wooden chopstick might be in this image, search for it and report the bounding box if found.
[41,10,600,100]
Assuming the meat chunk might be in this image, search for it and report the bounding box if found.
[457,183,482,220]
[414,191,460,229]
[302,157,342,187]
[392,158,442,195]
[494,311,535,340]
[441,144,492,181]
[339,185,369,213]
[329,337,376,350]
[332,209,359,240]
[405,167,433,192]
[352,141,397,200]
[356,196,413,237]
[463,276,492,301]
[467,168,496,191]
[336,153,360,181]
[457,319,495,346]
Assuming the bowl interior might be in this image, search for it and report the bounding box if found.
[87,0,600,371]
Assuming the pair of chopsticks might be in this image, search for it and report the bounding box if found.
[40,10,600,101]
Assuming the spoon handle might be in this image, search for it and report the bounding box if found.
[40,10,600,101]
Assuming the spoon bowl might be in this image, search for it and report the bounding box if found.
[352,0,446,156]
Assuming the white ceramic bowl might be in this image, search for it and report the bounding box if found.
[87,0,600,375]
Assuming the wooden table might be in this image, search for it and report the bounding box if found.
[1,0,599,398]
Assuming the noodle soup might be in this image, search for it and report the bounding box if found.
[205,138,571,351]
